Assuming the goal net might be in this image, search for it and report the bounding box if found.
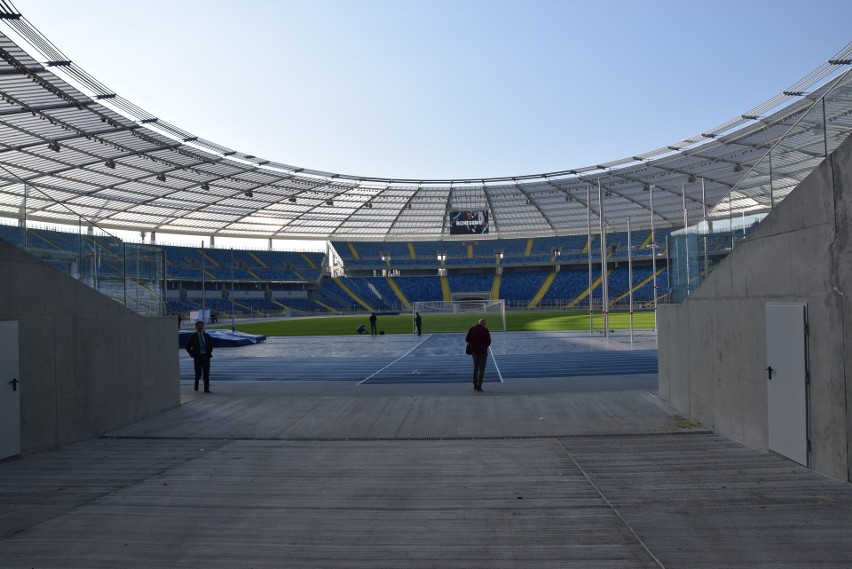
[413,300,506,333]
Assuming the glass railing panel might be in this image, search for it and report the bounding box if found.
[0,181,166,316]
[671,70,852,301]
[124,242,165,317]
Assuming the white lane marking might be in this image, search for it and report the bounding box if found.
[358,335,432,384]
[488,346,504,383]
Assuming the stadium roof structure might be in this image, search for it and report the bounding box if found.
[0,5,850,242]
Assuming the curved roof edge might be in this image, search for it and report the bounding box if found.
[0,3,849,240]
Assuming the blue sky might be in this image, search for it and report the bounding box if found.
[11,0,852,181]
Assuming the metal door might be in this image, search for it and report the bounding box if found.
[0,320,20,460]
[765,303,808,466]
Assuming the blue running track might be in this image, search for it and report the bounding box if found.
[180,336,657,385]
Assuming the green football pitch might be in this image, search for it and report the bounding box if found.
[221,310,656,337]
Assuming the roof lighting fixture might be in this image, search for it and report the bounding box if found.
[245,190,253,198]
[47,141,60,152]
[733,163,743,172]
[105,159,116,169]
[326,199,334,206]
[156,173,166,182]
[288,196,297,203]
[201,182,209,191]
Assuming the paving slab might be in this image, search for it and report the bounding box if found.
[3,331,852,568]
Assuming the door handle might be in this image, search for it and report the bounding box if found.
[765,366,774,380]
[9,377,17,391]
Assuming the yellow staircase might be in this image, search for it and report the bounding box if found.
[30,231,62,251]
[527,271,556,309]
[333,278,373,311]
[231,299,253,312]
[248,251,267,268]
[200,249,219,267]
[611,267,667,305]
[491,273,502,300]
[300,253,318,269]
[387,277,411,311]
[566,270,609,309]
[407,243,417,260]
[347,243,360,260]
[313,299,337,313]
[440,275,452,301]
[524,239,534,256]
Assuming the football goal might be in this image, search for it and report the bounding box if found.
[413,300,506,333]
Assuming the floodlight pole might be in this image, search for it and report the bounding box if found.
[135,243,140,311]
[201,241,206,323]
[649,185,657,332]
[230,247,236,331]
[769,150,774,210]
[21,182,28,249]
[683,184,690,295]
[702,177,708,281]
[598,179,609,338]
[587,183,593,335]
[627,216,634,343]
[729,191,734,250]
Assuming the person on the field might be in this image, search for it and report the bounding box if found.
[369,312,378,336]
[185,320,213,393]
[415,312,422,335]
[465,318,491,392]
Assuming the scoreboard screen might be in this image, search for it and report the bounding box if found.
[449,210,489,234]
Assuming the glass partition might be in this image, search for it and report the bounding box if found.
[0,182,165,317]
[669,69,852,302]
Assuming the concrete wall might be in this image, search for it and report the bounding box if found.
[659,133,852,482]
[0,238,179,453]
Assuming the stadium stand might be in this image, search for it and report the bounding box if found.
[1,223,670,317]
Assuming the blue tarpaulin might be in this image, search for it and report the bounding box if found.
[179,329,267,348]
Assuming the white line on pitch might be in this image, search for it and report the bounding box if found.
[358,335,432,385]
[488,346,504,383]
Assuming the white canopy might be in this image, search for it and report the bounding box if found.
[0,3,850,241]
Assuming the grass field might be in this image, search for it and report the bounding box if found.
[222,310,657,337]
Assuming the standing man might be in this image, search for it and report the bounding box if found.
[369,312,378,336]
[185,320,213,393]
[465,318,491,392]
[414,312,422,336]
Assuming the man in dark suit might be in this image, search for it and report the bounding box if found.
[185,320,213,393]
